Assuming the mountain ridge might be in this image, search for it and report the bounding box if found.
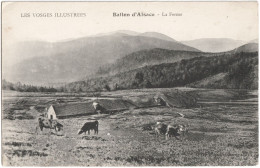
[139,32,177,42]
[5,32,199,85]
[181,38,246,52]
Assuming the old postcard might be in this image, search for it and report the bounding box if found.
[1,1,258,166]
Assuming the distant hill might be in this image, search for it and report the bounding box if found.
[139,32,177,42]
[94,30,140,36]
[65,52,258,91]
[181,38,246,52]
[5,32,199,85]
[249,39,258,43]
[97,31,178,42]
[233,43,258,53]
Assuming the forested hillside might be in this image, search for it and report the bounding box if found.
[96,49,206,76]
[66,52,258,92]
[96,43,258,77]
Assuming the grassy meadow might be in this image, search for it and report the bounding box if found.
[2,88,258,166]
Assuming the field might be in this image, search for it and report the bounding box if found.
[2,88,258,166]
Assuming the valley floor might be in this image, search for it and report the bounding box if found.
[2,88,258,166]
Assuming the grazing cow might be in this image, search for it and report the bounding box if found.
[165,124,188,140]
[36,118,63,134]
[78,120,99,135]
[153,122,168,138]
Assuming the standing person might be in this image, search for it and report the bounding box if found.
[93,101,101,114]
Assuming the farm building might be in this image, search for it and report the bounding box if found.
[46,92,197,119]
[47,99,137,119]
[47,102,95,119]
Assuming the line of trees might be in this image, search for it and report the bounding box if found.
[2,79,112,93]
[2,80,58,92]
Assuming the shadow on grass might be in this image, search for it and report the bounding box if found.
[5,149,48,157]
[4,142,33,147]
[9,130,35,135]
[81,136,107,141]
[227,141,257,149]
[185,132,219,142]
[126,155,179,165]
[50,132,64,136]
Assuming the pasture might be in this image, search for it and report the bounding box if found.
[2,88,258,166]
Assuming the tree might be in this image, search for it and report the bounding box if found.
[104,84,111,91]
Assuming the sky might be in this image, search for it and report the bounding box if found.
[2,1,258,44]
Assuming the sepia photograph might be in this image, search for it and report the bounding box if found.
[1,1,258,166]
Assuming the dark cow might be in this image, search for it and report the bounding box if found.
[36,118,63,134]
[153,122,168,138]
[165,124,188,140]
[78,120,99,135]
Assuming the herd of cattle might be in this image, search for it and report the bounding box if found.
[36,118,188,140]
[153,122,188,140]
